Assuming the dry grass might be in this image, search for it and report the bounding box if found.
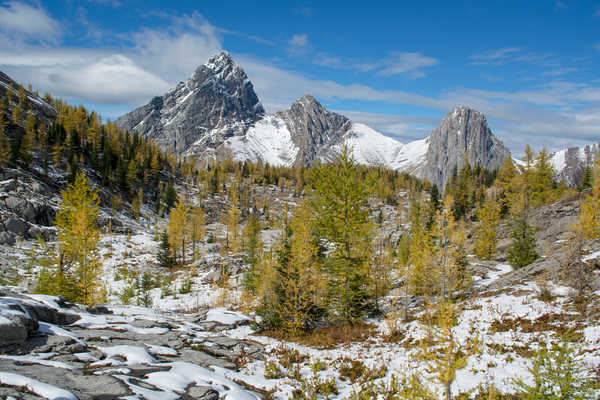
[261,322,376,349]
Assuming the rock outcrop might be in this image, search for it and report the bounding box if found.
[551,143,599,187]
[422,106,511,189]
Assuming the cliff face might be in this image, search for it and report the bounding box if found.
[422,106,511,189]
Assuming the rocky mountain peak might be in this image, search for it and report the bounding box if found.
[275,95,352,165]
[422,106,510,189]
[116,52,264,155]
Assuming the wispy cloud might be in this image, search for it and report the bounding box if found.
[287,33,309,55]
[313,51,438,79]
[0,1,60,41]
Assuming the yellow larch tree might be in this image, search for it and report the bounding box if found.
[473,198,501,260]
[278,200,323,335]
[168,194,190,265]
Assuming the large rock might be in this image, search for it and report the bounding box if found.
[422,106,511,189]
[5,218,28,236]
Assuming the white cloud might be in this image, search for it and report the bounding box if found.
[313,51,438,79]
[376,52,439,78]
[0,1,60,40]
[0,11,221,105]
[288,33,309,55]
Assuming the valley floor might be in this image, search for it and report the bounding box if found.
[1,218,600,399]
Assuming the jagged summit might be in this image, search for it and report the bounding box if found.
[116,52,264,155]
[422,106,511,189]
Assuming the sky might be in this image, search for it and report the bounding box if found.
[0,0,599,154]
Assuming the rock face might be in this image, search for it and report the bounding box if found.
[551,143,599,187]
[116,51,265,156]
[422,106,511,189]
[275,94,352,165]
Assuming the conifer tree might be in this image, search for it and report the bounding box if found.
[408,196,437,296]
[576,153,600,239]
[132,188,143,220]
[277,200,323,335]
[189,206,206,260]
[310,143,375,323]
[157,231,174,268]
[507,216,538,268]
[433,195,470,300]
[530,148,555,207]
[513,333,597,399]
[223,182,241,253]
[418,300,480,400]
[36,173,102,305]
[473,199,501,260]
[168,194,190,265]
[11,104,22,125]
[396,233,411,320]
[243,212,262,266]
[580,164,593,191]
[0,105,9,168]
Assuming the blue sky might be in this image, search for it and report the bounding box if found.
[0,0,599,153]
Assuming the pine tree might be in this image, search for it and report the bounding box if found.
[157,231,174,268]
[473,199,501,260]
[310,143,375,323]
[432,195,471,300]
[396,233,411,320]
[277,200,323,335]
[507,216,538,269]
[36,173,102,305]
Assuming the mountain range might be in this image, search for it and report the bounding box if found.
[2,51,593,189]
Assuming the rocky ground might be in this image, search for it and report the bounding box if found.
[1,165,600,399]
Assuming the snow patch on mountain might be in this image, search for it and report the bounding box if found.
[225,116,299,166]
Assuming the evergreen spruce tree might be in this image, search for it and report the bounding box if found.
[580,164,593,191]
[507,216,538,268]
[157,231,174,268]
[530,147,556,207]
[310,143,375,324]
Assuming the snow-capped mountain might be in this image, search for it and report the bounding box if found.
[116,52,265,157]
[116,52,511,188]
